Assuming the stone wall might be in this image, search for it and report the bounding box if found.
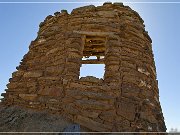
[1,2,166,132]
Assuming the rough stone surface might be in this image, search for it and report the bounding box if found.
[1,2,166,132]
[0,105,73,133]
[63,124,80,134]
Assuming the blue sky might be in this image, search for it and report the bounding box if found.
[0,0,180,132]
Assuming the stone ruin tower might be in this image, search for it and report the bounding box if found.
[1,2,166,132]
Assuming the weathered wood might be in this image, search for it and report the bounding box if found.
[85,43,105,46]
[81,59,104,64]
[83,52,105,57]
[73,30,114,36]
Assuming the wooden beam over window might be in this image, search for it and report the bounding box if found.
[81,59,104,64]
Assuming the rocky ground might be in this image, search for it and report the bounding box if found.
[0,104,85,134]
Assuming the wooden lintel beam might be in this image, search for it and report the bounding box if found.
[83,52,105,56]
[83,48,105,52]
[73,30,114,36]
[85,43,105,46]
[81,59,104,64]
[86,39,104,42]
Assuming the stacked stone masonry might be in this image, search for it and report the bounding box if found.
[1,2,166,132]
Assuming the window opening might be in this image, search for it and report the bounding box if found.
[80,64,105,78]
[80,35,106,79]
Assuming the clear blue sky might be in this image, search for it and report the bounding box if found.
[0,0,180,132]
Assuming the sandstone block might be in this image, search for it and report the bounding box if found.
[63,79,68,85]
[80,109,99,118]
[66,89,114,101]
[23,71,43,78]
[69,83,86,90]
[75,99,113,110]
[140,112,157,123]
[98,11,116,18]
[46,48,59,55]
[62,97,75,103]
[99,110,116,122]
[27,82,37,87]
[138,67,150,76]
[122,83,140,98]
[19,94,37,101]
[12,70,24,77]
[49,106,62,111]
[6,82,19,89]
[63,103,79,115]
[49,99,58,103]
[29,101,40,105]
[38,87,63,97]
[79,76,101,83]
[75,115,111,131]
[116,98,136,121]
